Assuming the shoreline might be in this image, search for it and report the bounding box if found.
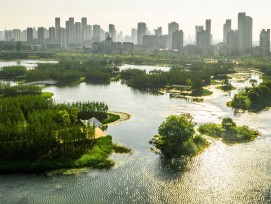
[105,111,131,126]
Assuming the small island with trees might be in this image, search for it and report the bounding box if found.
[0,83,131,174]
[198,117,259,142]
[151,114,209,158]
[228,80,271,111]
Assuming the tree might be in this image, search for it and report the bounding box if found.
[157,114,195,157]
[222,117,236,131]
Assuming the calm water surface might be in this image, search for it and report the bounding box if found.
[0,64,271,203]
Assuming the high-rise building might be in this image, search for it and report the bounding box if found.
[55,17,61,43]
[155,27,162,36]
[69,17,75,43]
[22,30,27,42]
[168,21,179,48]
[86,25,92,41]
[65,21,70,44]
[195,26,204,44]
[137,22,146,45]
[238,12,253,51]
[81,17,87,42]
[172,30,184,50]
[205,19,211,45]
[260,29,270,56]
[4,30,12,41]
[60,28,66,44]
[223,19,231,44]
[12,29,22,41]
[27,27,33,43]
[0,31,4,41]
[93,25,101,42]
[37,27,45,44]
[109,24,116,41]
[74,22,81,43]
[49,27,55,43]
[131,28,137,44]
[227,30,239,54]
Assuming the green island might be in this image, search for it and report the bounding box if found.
[216,79,236,91]
[0,83,131,174]
[151,114,209,158]
[228,80,271,111]
[198,117,259,142]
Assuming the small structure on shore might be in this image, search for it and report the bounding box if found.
[80,117,106,139]
[80,117,102,127]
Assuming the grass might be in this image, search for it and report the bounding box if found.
[102,113,120,124]
[113,144,132,153]
[41,92,54,98]
[198,123,260,143]
[216,85,237,91]
[0,135,131,174]
[190,88,213,96]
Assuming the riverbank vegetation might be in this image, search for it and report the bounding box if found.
[229,80,271,111]
[0,84,128,173]
[0,54,235,96]
[198,117,259,142]
[151,114,209,158]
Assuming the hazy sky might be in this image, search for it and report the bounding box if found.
[1,0,270,41]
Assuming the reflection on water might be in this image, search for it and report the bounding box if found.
[0,64,271,203]
[0,60,58,70]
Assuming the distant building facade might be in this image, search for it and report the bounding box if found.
[260,29,270,56]
[137,22,146,45]
[238,12,253,51]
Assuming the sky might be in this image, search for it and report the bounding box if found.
[1,0,271,41]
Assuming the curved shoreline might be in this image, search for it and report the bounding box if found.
[105,111,131,126]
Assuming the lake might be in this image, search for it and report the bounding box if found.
[0,61,271,203]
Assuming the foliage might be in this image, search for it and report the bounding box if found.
[198,118,259,142]
[155,114,208,157]
[112,144,132,153]
[0,82,42,96]
[0,66,27,78]
[198,123,222,137]
[230,80,271,111]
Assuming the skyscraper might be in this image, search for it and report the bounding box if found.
[93,25,101,42]
[238,12,253,51]
[86,25,92,41]
[55,17,61,43]
[69,17,75,43]
[172,30,183,50]
[109,24,116,41]
[137,22,146,45]
[205,19,211,45]
[74,22,81,43]
[131,28,137,44]
[81,17,87,42]
[168,21,179,49]
[49,27,55,43]
[227,30,238,54]
[37,27,45,44]
[27,27,33,43]
[65,21,70,44]
[260,29,270,56]
[223,19,231,44]
[195,26,204,44]
[155,27,162,36]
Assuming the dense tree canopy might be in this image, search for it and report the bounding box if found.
[155,114,208,157]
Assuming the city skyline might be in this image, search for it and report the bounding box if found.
[1,0,271,41]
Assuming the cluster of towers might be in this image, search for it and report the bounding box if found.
[1,12,270,56]
[223,12,270,56]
